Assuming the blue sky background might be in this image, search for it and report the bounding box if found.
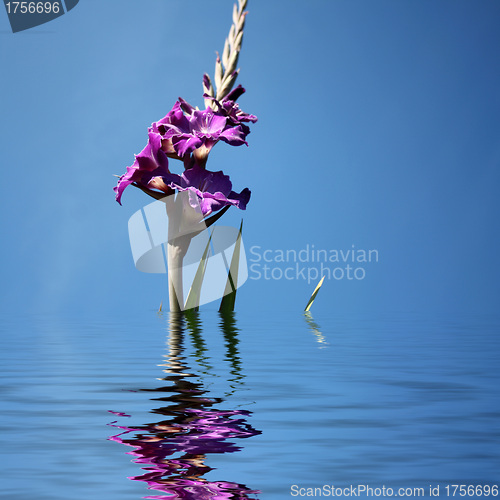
[1,0,499,316]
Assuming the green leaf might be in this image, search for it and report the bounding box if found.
[304,275,325,312]
[219,220,243,313]
[184,231,213,312]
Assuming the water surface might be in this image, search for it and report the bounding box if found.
[1,310,499,499]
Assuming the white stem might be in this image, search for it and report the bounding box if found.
[165,194,194,312]
[167,239,188,312]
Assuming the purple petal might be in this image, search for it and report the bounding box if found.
[190,110,227,137]
[218,124,248,146]
[152,165,251,216]
[202,171,233,196]
[178,97,196,116]
[179,163,207,190]
[135,131,169,173]
[171,134,203,157]
[221,100,258,124]
[157,171,182,188]
[153,101,190,136]
[183,166,233,196]
[114,171,135,205]
[236,109,258,123]
[198,195,227,215]
[224,84,246,102]
[229,187,251,210]
[114,132,169,204]
[203,73,211,90]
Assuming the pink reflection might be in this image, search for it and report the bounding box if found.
[109,407,260,499]
[108,313,260,499]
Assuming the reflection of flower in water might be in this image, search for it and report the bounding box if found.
[108,312,260,499]
[109,408,259,499]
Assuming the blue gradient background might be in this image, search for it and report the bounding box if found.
[1,0,499,315]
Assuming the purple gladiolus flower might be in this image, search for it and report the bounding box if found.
[114,131,170,204]
[205,84,258,126]
[153,97,252,165]
[114,87,256,206]
[149,164,250,217]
